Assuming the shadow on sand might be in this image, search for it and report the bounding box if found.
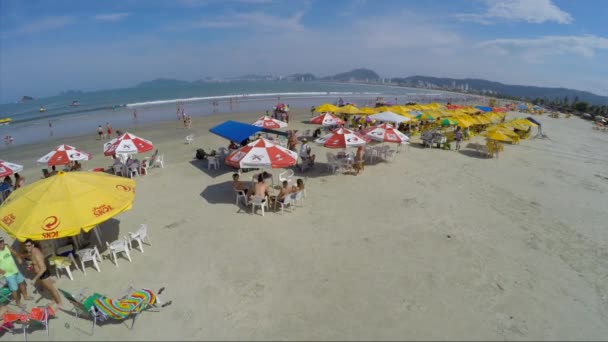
[458,149,489,159]
[189,159,233,178]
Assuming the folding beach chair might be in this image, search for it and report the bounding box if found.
[60,287,171,335]
[0,306,55,341]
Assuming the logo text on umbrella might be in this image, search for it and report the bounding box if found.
[1,214,16,226]
[93,204,114,217]
[42,216,60,231]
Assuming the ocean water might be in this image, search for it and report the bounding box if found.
[0,81,478,148]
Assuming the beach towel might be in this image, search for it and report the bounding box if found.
[92,288,157,320]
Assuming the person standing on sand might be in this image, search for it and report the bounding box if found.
[106,122,112,139]
[48,120,53,137]
[454,127,462,151]
[97,125,104,140]
[133,108,138,122]
[0,237,29,308]
[22,239,63,308]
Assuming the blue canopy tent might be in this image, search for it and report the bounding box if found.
[526,117,543,134]
[475,106,492,112]
[518,103,528,111]
[209,120,288,143]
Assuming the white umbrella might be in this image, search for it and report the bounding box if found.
[252,116,288,129]
[367,111,411,125]
[225,138,298,169]
[37,144,92,166]
[0,160,23,177]
[103,132,154,156]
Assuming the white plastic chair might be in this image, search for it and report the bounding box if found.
[292,191,305,207]
[279,169,294,184]
[185,134,194,145]
[113,164,123,177]
[128,224,152,253]
[128,164,140,178]
[234,188,248,206]
[249,196,269,216]
[207,156,219,170]
[274,194,294,214]
[76,246,102,275]
[140,160,150,176]
[326,153,338,174]
[49,253,79,280]
[106,238,132,267]
[153,155,164,168]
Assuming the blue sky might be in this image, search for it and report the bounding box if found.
[1,0,607,102]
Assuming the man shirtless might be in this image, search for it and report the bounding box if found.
[23,239,62,307]
[251,174,268,200]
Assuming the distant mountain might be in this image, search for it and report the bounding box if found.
[322,68,380,82]
[135,78,192,88]
[392,75,608,105]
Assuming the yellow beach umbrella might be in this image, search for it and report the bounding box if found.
[485,131,513,142]
[0,171,135,241]
[358,107,377,115]
[315,103,339,113]
[337,104,361,114]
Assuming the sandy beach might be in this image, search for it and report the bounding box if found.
[1,108,608,340]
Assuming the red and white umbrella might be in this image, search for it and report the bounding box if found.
[314,127,371,148]
[252,116,288,129]
[37,144,92,166]
[0,160,23,177]
[225,138,298,169]
[361,123,410,144]
[310,113,345,126]
[103,132,154,156]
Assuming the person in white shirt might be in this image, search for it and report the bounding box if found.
[299,138,315,166]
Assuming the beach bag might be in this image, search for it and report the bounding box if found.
[196,149,207,160]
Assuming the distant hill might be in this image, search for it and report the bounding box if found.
[322,68,380,82]
[392,75,608,105]
[136,78,192,88]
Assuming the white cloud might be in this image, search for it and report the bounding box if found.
[95,13,131,22]
[173,10,306,31]
[458,0,573,24]
[1,16,73,38]
[477,35,608,62]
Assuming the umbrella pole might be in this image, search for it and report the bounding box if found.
[92,225,103,248]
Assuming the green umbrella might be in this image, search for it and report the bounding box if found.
[416,113,436,121]
[440,118,459,127]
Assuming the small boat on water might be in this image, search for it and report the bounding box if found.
[70,100,80,107]
[0,118,11,126]
[39,107,47,112]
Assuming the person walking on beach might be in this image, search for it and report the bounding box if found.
[22,239,63,308]
[133,108,138,122]
[0,237,29,308]
[311,106,316,117]
[48,120,53,137]
[454,127,462,151]
[106,122,112,139]
[97,125,104,140]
